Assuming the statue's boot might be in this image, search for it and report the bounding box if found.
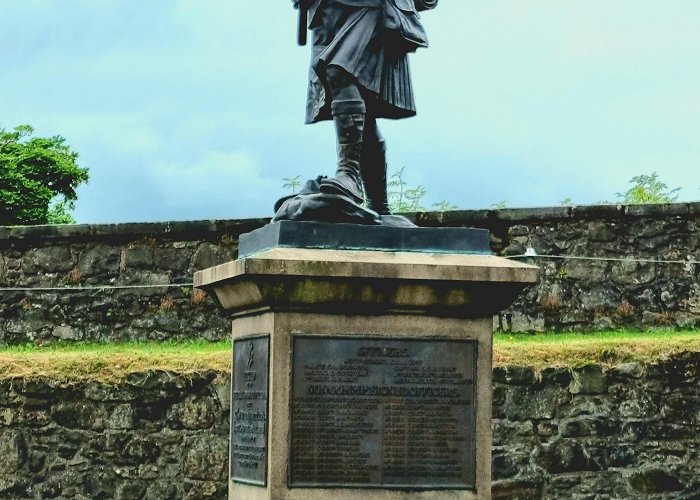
[361,138,390,215]
[319,100,366,204]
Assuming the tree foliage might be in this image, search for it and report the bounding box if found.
[616,172,680,204]
[0,125,88,225]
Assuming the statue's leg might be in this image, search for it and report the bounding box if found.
[318,65,366,204]
[361,118,390,214]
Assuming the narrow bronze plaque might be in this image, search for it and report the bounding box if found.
[289,336,477,489]
[231,335,270,486]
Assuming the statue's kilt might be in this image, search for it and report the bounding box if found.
[305,1,417,124]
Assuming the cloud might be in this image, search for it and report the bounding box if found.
[3,0,700,223]
[150,149,276,219]
[46,113,162,157]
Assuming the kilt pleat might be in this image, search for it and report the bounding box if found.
[305,2,417,123]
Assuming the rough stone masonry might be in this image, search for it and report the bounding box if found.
[0,352,698,499]
[2,203,700,345]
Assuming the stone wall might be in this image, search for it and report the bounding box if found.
[1,352,698,499]
[491,352,700,499]
[421,203,700,332]
[0,219,267,345]
[0,371,230,499]
[2,202,700,344]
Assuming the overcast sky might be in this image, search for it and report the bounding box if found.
[2,0,699,223]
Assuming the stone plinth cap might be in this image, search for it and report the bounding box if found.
[194,248,538,318]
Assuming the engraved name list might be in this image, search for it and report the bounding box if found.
[290,336,477,489]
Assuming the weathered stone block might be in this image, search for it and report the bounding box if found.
[167,395,218,430]
[183,480,224,500]
[591,315,614,331]
[500,311,545,333]
[108,404,137,430]
[127,371,189,391]
[569,365,607,394]
[559,415,617,437]
[492,451,530,480]
[181,437,227,481]
[537,439,599,474]
[0,475,30,499]
[491,478,544,500]
[647,423,697,440]
[627,467,684,494]
[16,380,63,400]
[619,420,649,442]
[189,243,234,273]
[122,437,160,463]
[51,325,81,340]
[121,245,154,269]
[51,401,107,431]
[38,475,63,498]
[115,481,147,500]
[501,385,564,420]
[653,353,699,386]
[509,225,530,237]
[154,247,191,271]
[77,245,122,276]
[114,271,171,297]
[586,221,616,242]
[212,382,231,415]
[539,367,571,385]
[0,407,15,426]
[606,444,636,467]
[609,362,644,379]
[82,471,119,498]
[23,247,74,273]
[578,286,620,311]
[155,311,181,333]
[610,386,658,418]
[660,393,700,425]
[145,481,179,500]
[535,421,557,438]
[566,261,608,282]
[27,453,45,474]
[0,430,27,474]
[493,366,537,385]
[84,383,139,402]
[492,420,535,446]
[0,257,8,286]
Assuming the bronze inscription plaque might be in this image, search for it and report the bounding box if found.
[289,336,477,489]
[231,335,269,486]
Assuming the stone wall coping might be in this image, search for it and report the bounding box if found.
[2,201,699,243]
[415,202,700,225]
[0,217,270,244]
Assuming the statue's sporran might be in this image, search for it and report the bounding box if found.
[274,0,438,226]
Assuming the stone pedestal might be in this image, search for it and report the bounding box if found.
[194,223,537,500]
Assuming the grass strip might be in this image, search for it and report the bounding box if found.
[493,329,700,368]
[0,340,232,383]
[0,331,698,382]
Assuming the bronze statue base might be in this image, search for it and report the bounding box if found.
[273,176,415,227]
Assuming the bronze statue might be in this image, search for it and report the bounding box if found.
[274,0,438,226]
